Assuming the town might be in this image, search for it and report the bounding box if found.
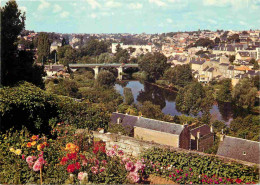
[1,0,260,184]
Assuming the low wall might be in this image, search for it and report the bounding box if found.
[76,129,259,167]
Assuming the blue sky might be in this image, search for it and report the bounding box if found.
[3,0,260,33]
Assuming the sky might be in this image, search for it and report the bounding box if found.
[2,0,260,34]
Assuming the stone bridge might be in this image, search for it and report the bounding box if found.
[68,63,139,80]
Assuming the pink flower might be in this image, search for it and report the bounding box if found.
[78,172,84,181]
[127,172,139,183]
[189,182,193,184]
[26,156,36,164]
[82,160,88,166]
[22,154,25,160]
[91,166,99,174]
[38,151,44,157]
[176,170,180,174]
[169,175,172,178]
[189,168,192,171]
[125,161,134,171]
[106,149,116,157]
[134,160,144,172]
[118,150,124,156]
[33,161,41,171]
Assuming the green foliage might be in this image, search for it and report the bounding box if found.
[57,45,77,65]
[212,120,227,133]
[232,78,257,109]
[132,71,148,81]
[142,148,259,184]
[96,71,116,87]
[163,64,193,87]
[138,52,170,82]
[115,49,130,63]
[98,53,115,64]
[107,122,132,136]
[123,87,134,105]
[176,82,213,115]
[79,39,108,57]
[229,55,235,63]
[216,79,232,102]
[139,101,164,120]
[194,38,214,48]
[229,115,260,141]
[0,82,110,133]
[37,32,50,63]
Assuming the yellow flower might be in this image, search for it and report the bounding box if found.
[31,141,36,146]
[15,149,22,155]
[4,137,7,140]
[31,135,38,141]
[37,144,42,151]
[9,147,15,153]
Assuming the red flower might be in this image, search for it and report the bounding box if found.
[67,164,75,173]
[67,152,77,160]
[60,157,68,165]
[236,179,242,184]
[80,154,86,160]
[75,162,81,170]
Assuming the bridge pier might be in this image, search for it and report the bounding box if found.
[94,66,99,79]
[118,66,123,81]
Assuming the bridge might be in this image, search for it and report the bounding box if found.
[68,63,139,80]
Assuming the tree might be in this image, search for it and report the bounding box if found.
[229,55,235,63]
[61,38,67,46]
[194,38,214,48]
[123,87,134,105]
[98,53,114,63]
[232,78,257,109]
[214,37,220,44]
[1,0,44,87]
[227,34,240,43]
[216,79,232,102]
[212,120,227,133]
[80,39,108,57]
[115,49,130,63]
[37,32,50,63]
[96,70,116,87]
[138,52,170,82]
[139,101,164,120]
[57,45,77,65]
[175,82,213,115]
[163,64,193,87]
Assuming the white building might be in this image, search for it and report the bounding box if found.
[111,43,152,54]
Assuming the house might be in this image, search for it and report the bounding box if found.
[217,136,260,164]
[190,124,214,152]
[110,113,214,151]
[44,64,68,77]
[50,41,62,52]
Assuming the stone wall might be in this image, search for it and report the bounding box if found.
[134,126,179,148]
[76,129,259,167]
[198,133,214,152]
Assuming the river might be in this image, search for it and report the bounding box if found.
[115,80,234,125]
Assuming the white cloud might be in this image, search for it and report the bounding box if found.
[208,19,217,24]
[149,0,166,7]
[60,11,69,18]
[203,0,247,8]
[20,6,27,13]
[128,3,143,9]
[85,0,101,9]
[166,18,173,23]
[53,4,62,13]
[239,21,246,26]
[105,0,122,8]
[90,13,97,18]
[38,0,50,11]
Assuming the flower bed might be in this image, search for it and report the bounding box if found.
[0,124,147,184]
[141,148,259,184]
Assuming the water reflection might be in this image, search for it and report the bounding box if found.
[115,81,234,124]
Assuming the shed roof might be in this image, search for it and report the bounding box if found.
[217,136,260,164]
[110,112,184,135]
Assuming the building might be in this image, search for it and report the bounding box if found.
[111,43,152,54]
[217,136,260,164]
[110,113,214,151]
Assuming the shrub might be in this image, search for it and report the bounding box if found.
[141,148,259,184]
[96,70,116,87]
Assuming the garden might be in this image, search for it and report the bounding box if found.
[0,121,259,184]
